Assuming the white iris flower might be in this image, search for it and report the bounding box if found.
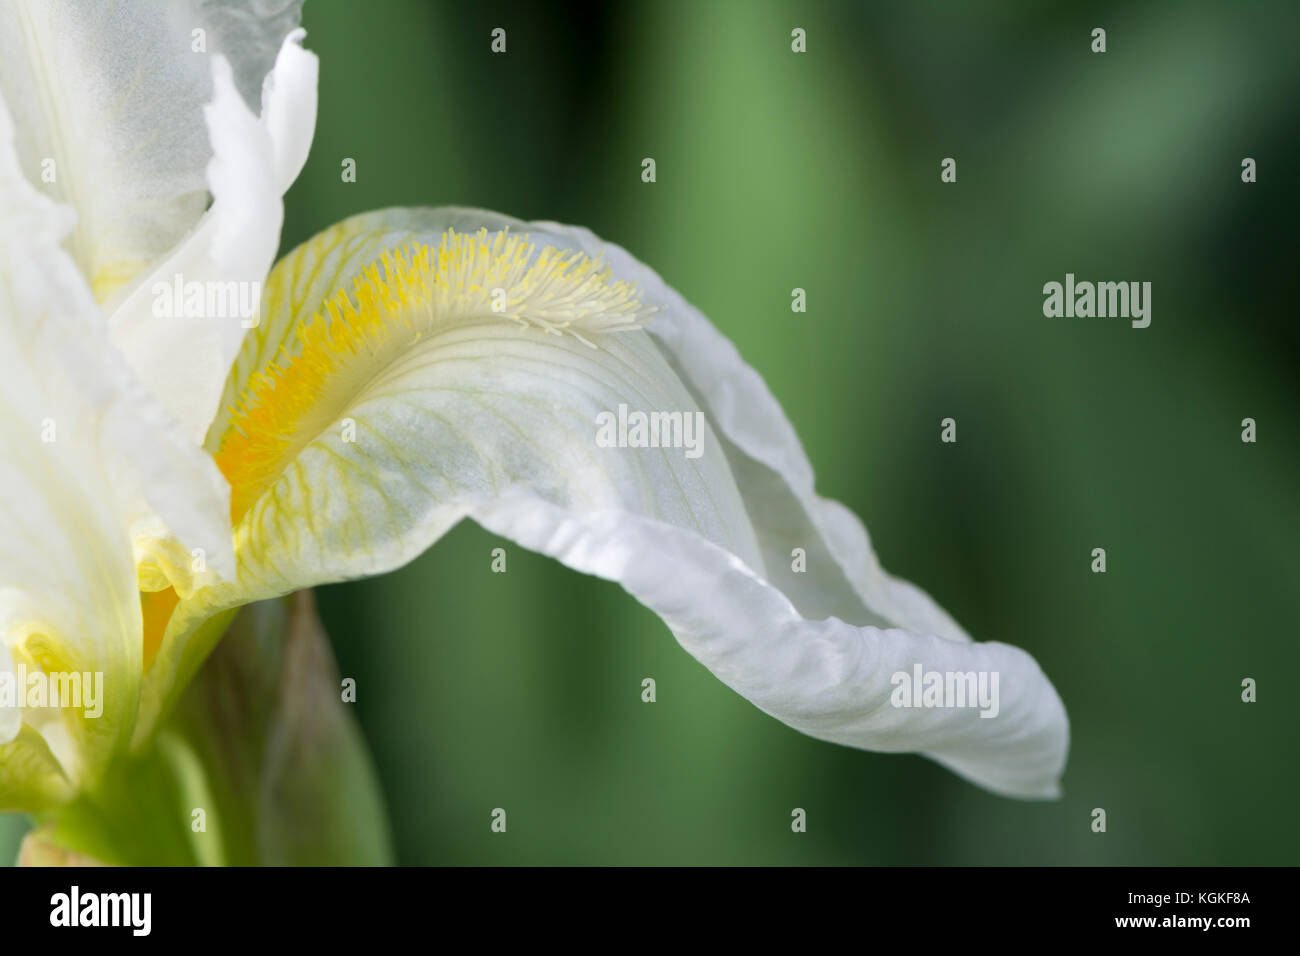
[0,0,1067,826]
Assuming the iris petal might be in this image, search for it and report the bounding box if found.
[0,0,316,442]
[143,207,1068,798]
[0,93,233,809]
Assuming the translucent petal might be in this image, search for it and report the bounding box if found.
[0,1,315,441]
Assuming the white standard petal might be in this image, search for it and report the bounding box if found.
[0,92,234,806]
[106,29,319,444]
[0,0,305,303]
[144,208,1068,798]
[0,1,316,442]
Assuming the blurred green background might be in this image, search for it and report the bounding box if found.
[6,0,1298,866]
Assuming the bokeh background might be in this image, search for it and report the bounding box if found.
[5,0,1298,865]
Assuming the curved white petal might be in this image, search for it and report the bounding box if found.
[470,491,1066,798]
[514,213,975,645]
[148,208,1068,798]
[0,93,233,809]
